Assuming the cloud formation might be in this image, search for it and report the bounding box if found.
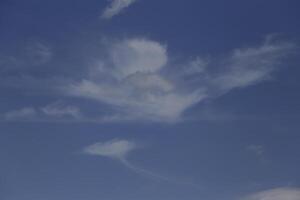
[66,37,294,122]
[242,187,300,200]
[41,101,81,119]
[83,139,137,159]
[0,35,295,123]
[83,139,201,187]
[101,0,137,19]
[1,103,81,121]
[68,38,205,122]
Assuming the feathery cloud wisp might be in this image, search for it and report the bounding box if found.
[1,36,295,123]
[68,38,206,122]
[66,37,294,122]
[41,102,81,119]
[83,139,200,187]
[101,0,137,19]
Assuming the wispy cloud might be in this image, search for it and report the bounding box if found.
[66,37,294,122]
[0,36,296,123]
[83,139,136,160]
[101,0,137,19]
[41,101,81,119]
[212,40,294,92]
[1,102,81,121]
[83,139,169,180]
[241,187,300,200]
[68,38,205,122]
[83,139,200,187]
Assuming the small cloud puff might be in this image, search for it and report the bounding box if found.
[83,139,137,159]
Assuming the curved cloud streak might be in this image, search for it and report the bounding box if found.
[83,139,200,187]
[101,0,137,19]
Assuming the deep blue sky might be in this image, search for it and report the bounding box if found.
[1,1,300,200]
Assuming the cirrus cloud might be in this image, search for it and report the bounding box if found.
[101,0,137,19]
[65,37,294,122]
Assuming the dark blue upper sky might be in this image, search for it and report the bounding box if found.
[1,1,300,200]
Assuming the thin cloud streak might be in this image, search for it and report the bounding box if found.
[83,139,201,188]
[101,0,137,19]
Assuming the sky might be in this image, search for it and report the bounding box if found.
[0,0,300,199]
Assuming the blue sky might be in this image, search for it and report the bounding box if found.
[1,0,300,200]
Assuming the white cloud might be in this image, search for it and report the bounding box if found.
[83,139,137,159]
[109,39,168,78]
[4,107,37,120]
[83,139,200,187]
[1,36,294,123]
[1,102,81,121]
[68,38,206,122]
[66,37,293,122]
[212,40,293,92]
[41,102,81,119]
[101,0,137,19]
[242,187,300,200]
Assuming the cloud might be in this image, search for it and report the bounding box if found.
[109,38,168,78]
[0,36,295,123]
[1,102,81,121]
[4,107,37,120]
[0,42,52,74]
[242,187,300,200]
[65,37,294,122]
[41,101,81,119]
[83,139,137,159]
[83,139,201,187]
[212,40,294,92]
[101,0,137,19]
[68,38,206,122]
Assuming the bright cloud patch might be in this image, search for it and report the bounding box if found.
[68,38,206,122]
[110,39,168,78]
[1,36,294,123]
[84,139,136,159]
[101,0,137,19]
[66,37,293,122]
[242,187,300,200]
